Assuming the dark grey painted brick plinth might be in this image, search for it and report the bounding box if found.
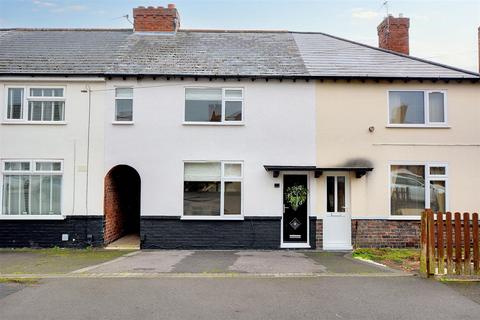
[0,216,103,248]
[141,216,282,249]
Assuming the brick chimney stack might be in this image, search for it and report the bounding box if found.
[133,4,180,32]
[377,14,410,55]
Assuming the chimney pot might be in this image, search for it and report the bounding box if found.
[133,4,180,32]
[377,15,410,55]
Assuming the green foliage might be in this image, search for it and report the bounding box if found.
[353,248,419,264]
[0,277,39,284]
[285,184,308,211]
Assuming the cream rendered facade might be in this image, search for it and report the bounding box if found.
[315,80,480,218]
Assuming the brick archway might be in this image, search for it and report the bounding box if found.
[104,165,141,244]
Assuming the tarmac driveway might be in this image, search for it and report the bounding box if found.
[75,250,394,275]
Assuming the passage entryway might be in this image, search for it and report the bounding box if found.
[282,175,309,248]
[323,175,352,250]
[104,165,141,247]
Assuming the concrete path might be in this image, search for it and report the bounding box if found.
[1,277,479,319]
[76,250,393,275]
[105,234,140,250]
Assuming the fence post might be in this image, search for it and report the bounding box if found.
[420,210,429,278]
[473,213,479,275]
[446,212,453,275]
[427,210,435,275]
[437,212,444,275]
[455,212,462,275]
[464,212,471,275]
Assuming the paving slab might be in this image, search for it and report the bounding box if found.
[78,250,389,275]
[304,251,393,273]
[0,249,131,274]
[83,250,193,273]
[230,251,326,274]
[172,251,240,273]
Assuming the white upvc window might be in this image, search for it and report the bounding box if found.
[114,88,133,123]
[388,90,447,127]
[183,161,243,218]
[390,162,448,216]
[1,160,63,216]
[4,86,66,123]
[184,88,244,124]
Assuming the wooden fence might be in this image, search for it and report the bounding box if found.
[420,209,480,277]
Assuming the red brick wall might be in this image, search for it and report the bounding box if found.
[104,166,141,244]
[377,16,410,55]
[133,5,180,32]
[104,173,123,244]
[316,219,420,249]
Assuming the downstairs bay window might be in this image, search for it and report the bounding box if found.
[183,161,242,217]
[1,160,63,216]
[390,163,447,216]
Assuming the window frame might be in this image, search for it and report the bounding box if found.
[113,87,134,124]
[183,87,245,125]
[182,160,244,220]
[387,89,448,127]
[0,159,64,218]
[388,161,449,217]
[3,86,66,124]
[325,174,350,216]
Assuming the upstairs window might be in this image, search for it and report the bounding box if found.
[7,88,24,120]
[388,90,446,126]
[28,88,65,122]
[115,88,133,122]
[185,88,244,123]
[2,160,63,216]
[4,87,65,122]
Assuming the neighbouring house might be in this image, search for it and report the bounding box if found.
[0,5,479,249]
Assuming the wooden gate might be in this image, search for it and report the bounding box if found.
[420,209,480,277]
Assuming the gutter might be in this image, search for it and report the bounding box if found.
[0,73,478,83]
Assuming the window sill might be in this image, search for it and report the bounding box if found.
[182,122,245,126]
[386,125,450,129]
[181,216,244,221]
[0,215,66,220]
[2,121,67,125]
[112,121,134,125]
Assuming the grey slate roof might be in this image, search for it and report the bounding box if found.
[293,32,477,78]
[0,29,478,79]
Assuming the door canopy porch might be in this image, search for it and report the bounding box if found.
[263,165,373,179]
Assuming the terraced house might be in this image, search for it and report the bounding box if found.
[0,5,479,250]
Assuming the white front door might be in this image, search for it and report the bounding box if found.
[323,175,352,251]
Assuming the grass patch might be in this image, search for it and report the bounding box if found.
[0,247,133,274]
[0,277,39,285]
[353,248,420,272]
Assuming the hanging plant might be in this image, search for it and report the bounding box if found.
[285,184,308,211]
